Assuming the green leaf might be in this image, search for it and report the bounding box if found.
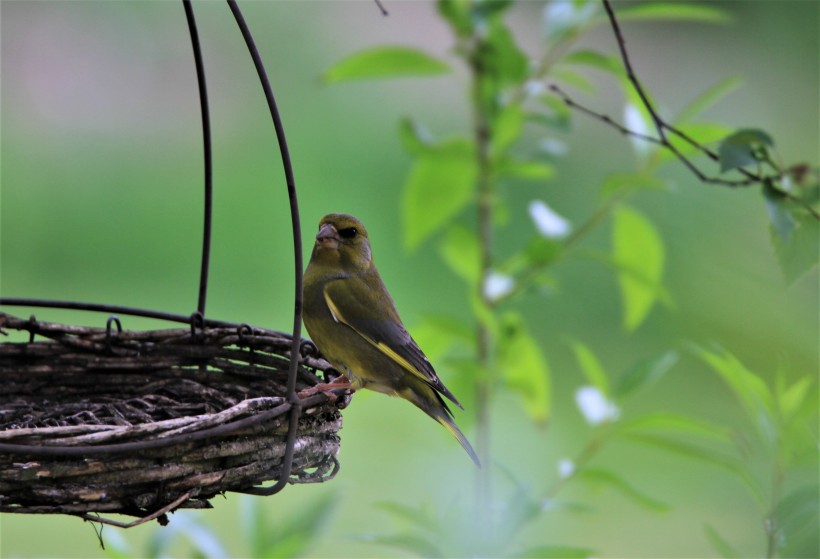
[375,501,441,535]
[497,313,552,424]
[703,523,740,559]
[769,206,819,284]
[493,104,524,156]
[417,314,474,345]
[438,225,480,285]
[563,49,625,78]
[537,93,574,130]
[613,3,731,24]
[443,357,487,421]
[655,122,734,164]
[239,497,265,559]
[398,118,434,155]
[620,412,732,443]
[570,340,609,395]
[544,0,598,39]
[483,17,529,85]
[763,181,797,242]
[523,237,563,267]
[147,513,228,559]
[612,206,665,330]
[776,486,820,559]
[676,76,743,123]
[470,289,499,338]
[472,0,514,20]
[241,492,337,558]
[324,46,450,83]
[694,346,775,442]
[613,350,679,398]
[437,0,473,38]
[495,474,544,550]
[627,433,763,505]
[599,171,667,200]
[718,128,774,172]
[777,375,814,423]
[496,157,556,181]
[438,0,514,38]
[514,546,594,559]
[551,68,596,95]
[411,314,472,364]
[577,468,669,511]
[100,532,134,559]
[356,533,445,558]
[403,138,477,250]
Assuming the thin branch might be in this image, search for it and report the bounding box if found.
[469,37,494,540]
[601,0,665,141]
[373,0,388,16]
[550,84,758,188]
[77,492,193,529]
[548,84,661,146]
[545,0,820,220]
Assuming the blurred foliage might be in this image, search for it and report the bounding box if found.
[321,0,819,557]
[97,494,338,559]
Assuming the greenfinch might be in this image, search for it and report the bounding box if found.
[302,213,479,467]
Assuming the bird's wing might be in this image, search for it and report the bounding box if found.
[323,278,463,410]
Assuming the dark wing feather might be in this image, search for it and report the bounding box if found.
[323,278,463,409]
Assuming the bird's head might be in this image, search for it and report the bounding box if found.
[311,213,373,271]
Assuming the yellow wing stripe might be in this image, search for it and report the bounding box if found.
[323,288,430,385]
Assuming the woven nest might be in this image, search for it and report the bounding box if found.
[0,312,344,526]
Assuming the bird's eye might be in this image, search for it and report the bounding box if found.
[338,227,358,239]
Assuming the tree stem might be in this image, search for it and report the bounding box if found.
[470,39,494,539]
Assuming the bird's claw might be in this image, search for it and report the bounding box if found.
[298,375,354,408]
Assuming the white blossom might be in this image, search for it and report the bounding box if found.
[539,138,568,156]
[483,272,515,301]
[624,103,652,158]
[575,385,620,425]
[558,458,575,479]
[529,200,570,239]
[524,79,546,98]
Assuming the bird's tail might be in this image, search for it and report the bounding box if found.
[435,413,481,468]
[404,384,481,468]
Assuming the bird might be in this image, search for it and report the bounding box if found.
[301,213,479,467]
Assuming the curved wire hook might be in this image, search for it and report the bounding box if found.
[105,315,123,351]
[227,0,305,495]
[182,0,214,318]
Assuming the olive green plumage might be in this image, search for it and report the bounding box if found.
[303,213,479,467]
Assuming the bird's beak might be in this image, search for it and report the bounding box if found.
[316,223,340,250]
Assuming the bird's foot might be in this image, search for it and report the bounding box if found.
[298,375,354,403]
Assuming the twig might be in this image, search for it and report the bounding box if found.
[601,0,663,140]
[600,0,755,186]
[373,0,388,16]
[550,84,761,189]
[549,0,819,219]
[548,84,661,147]
[78,491,193,529]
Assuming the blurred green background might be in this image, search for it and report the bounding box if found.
[1,1,817,557]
